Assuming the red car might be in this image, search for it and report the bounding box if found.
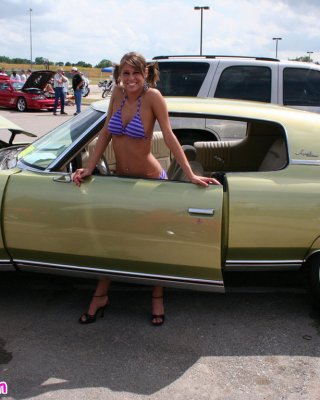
[0,70,57,112]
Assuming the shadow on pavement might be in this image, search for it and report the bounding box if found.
[0,271,319,399]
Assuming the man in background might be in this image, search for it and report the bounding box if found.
[71,67,84,115]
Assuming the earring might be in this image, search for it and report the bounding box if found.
[144,81,149,91]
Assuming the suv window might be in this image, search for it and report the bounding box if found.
[283,68,320,106]
[215,66,272,102]
[157,62,209,96]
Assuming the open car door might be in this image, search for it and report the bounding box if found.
[3,172,224,292]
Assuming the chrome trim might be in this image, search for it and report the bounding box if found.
[291,159,320,166]
[0,260,16,272]
[225,259,302,272]
[15,260,225,293]
[188,207,214,216]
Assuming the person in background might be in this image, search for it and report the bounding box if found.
[53,68,68,115]
[44,79,54,95]
[10,71,21,81]
[20,69,27,82]
[61,71,69,103]
[0,67,8,76]
[72,51,220,327]
[71,67,84,115]
[26,69,32,78]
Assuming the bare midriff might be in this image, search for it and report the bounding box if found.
[112,135,162,178]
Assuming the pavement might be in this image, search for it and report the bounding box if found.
[0,84,104,140]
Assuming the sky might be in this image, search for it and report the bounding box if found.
[1,0,320,66]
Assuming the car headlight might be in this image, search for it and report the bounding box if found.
[32,95,46,100]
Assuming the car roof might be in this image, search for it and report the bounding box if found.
[90,96,320,154]
[152,55,320,69]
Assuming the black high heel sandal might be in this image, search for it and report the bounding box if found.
[151,295,165,326]
[79,294,110,324]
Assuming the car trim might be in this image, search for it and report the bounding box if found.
[225,260,302,271]
[291,159,320,166]
[14,259,225,293]
[0,260,16,271]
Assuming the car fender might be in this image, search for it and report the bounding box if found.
[304,236,320,264]
[0,169,20,270]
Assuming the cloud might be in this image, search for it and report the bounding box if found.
[0,0,319,66]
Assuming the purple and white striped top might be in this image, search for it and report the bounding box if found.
[108,96,147,139]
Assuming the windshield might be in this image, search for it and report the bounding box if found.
[18,107,105,170]
[12,81,24,90]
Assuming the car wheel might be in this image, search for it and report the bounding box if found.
[17,97,27,112]
[83,87,90,97]
[308,254,320,304]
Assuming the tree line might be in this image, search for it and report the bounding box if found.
[0,56,113,68]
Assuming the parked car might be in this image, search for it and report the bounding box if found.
[0,70,56,112]
[0,98,320,304]
[154,55,320,143]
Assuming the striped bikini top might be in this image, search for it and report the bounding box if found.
[107,96,146,139]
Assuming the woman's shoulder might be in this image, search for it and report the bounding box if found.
[144,87,163,102]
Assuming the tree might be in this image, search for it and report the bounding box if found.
[95,59,113,68]
[35,57,45,65]
[289,56,313,63]
[75,61,92,68]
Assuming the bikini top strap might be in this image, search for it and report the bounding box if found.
[119,96,127,110]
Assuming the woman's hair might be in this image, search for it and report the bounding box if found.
[113,52,159,88]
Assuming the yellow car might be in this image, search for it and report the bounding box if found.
[0,97,319,302]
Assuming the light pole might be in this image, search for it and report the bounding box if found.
[194,6,210,56]
[307,51,314,62]
[29,8,33,70]
[272,37,282,59]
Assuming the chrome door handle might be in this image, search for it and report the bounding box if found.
[188,208,214,216]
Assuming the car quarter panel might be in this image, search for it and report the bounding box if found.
[3,171,224,286]
[226,166,320,264]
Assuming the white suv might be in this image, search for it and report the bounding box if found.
[154,55,320,142]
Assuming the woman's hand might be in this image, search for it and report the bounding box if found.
[190,174,221,187]
[72,168,92,187]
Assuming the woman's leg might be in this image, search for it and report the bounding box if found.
[152,286,165,326]
[79,278,111,324]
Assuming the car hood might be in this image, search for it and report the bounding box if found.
[0,115,36,146]
[22,70,55,90]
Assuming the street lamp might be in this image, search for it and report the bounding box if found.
[307,51,314,62]
[272,37,282,59]
[29,8,33,70]
[194,6,210,56]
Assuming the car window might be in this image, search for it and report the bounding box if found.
[214,66,272,102]
[0,82,10,90]
[157,62,209,96]
[194,119,288,174]
[18,107,104,170]
[283,67,320,106]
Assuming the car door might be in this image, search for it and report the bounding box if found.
[0,82,12,107]
[3,171,224,289]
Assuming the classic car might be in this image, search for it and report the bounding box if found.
[1,97,320,303]
[0,70,56,112]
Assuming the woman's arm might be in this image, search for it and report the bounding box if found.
[73,92,116,185]
[151,91,220,187]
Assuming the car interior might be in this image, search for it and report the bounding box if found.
[78,119,288,182]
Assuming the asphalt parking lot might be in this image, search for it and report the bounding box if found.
[0,102,320,400]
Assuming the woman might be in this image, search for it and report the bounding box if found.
[73,52,219,326]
